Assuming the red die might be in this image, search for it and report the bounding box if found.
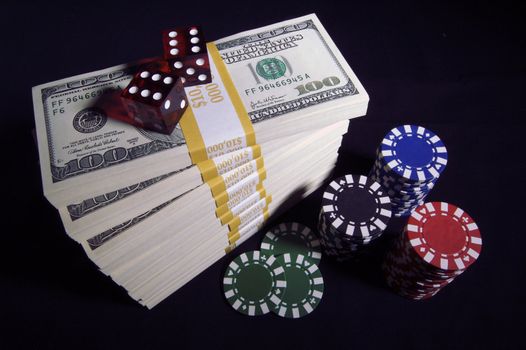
[162,26,212,86]
[120,68,188,134]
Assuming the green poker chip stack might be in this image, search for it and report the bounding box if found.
[222,222,325,318]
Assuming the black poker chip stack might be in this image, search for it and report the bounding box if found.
[318,174,392,261]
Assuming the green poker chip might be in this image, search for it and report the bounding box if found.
[260,222,322,264]
[223,250,287,316]
[272,253,324,318]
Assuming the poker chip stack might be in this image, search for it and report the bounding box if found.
[223,223,324,318]
[370,125,448,217]
[318,175,392,261]
[383,202,482,300]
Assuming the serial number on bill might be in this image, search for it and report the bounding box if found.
[244,74,310,95]
[49,88,116,115]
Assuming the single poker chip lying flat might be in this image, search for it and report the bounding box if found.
[272,253,324,318]
[260,222,322,264]
[223,250,286,316]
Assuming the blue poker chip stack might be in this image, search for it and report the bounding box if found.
[369,125,448,217]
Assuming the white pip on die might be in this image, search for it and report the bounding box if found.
[120,65,188,135]
[162,26,212,86]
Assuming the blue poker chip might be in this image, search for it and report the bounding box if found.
[386,188,430,198]
[390,196,427,206]
[372,159,438,187]
[392,209,417,216]
[392,208,421,214]
[390,202,425,211]
[378,185,431,200]
[372,178,435,196]
[371,163,438,186]
[391,197,425,206]
[394,182,435,192]
[370,171,437,195]
[378,125,448,182]
[371,178,432,197]
[392,201,423,211]
[393,210,415,217]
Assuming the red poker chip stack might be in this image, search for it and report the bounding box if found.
[383,202,482,300]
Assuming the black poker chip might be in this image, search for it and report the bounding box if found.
[318,174,392,259]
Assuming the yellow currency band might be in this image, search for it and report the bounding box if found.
[178,42,269,253]
[228,210,270,245]
[215,184,265,219]
[178,108,206,165]
[205,157,264,199]
[197,145,261,182]
[218,188,267,225]
[208,43,256,147]
[179,43,256,164]
[226,196,272,232]
[214,168,266,207]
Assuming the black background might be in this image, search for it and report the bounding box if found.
[2,0,525,349]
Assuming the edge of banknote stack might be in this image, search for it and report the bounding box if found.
[31,13,370,308]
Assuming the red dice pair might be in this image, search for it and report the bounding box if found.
[119,26,211,134]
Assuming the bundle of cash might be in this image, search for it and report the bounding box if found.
[32,14,369,308]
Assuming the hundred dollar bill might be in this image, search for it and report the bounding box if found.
[216,13,365,124]
[33,13,368,208]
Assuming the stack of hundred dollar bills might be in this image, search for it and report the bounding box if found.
[32,14,369,308]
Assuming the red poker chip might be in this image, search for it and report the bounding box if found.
[382,202,482,300]
[396,287,439,300]
[387,276,442,295]
[386,246,466,284]
[383,261,452,294]
[397,236,465,278]
[386,242,460,280]
[385,274,441,300]
[406,202,482,271]
[383,258,454,287]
